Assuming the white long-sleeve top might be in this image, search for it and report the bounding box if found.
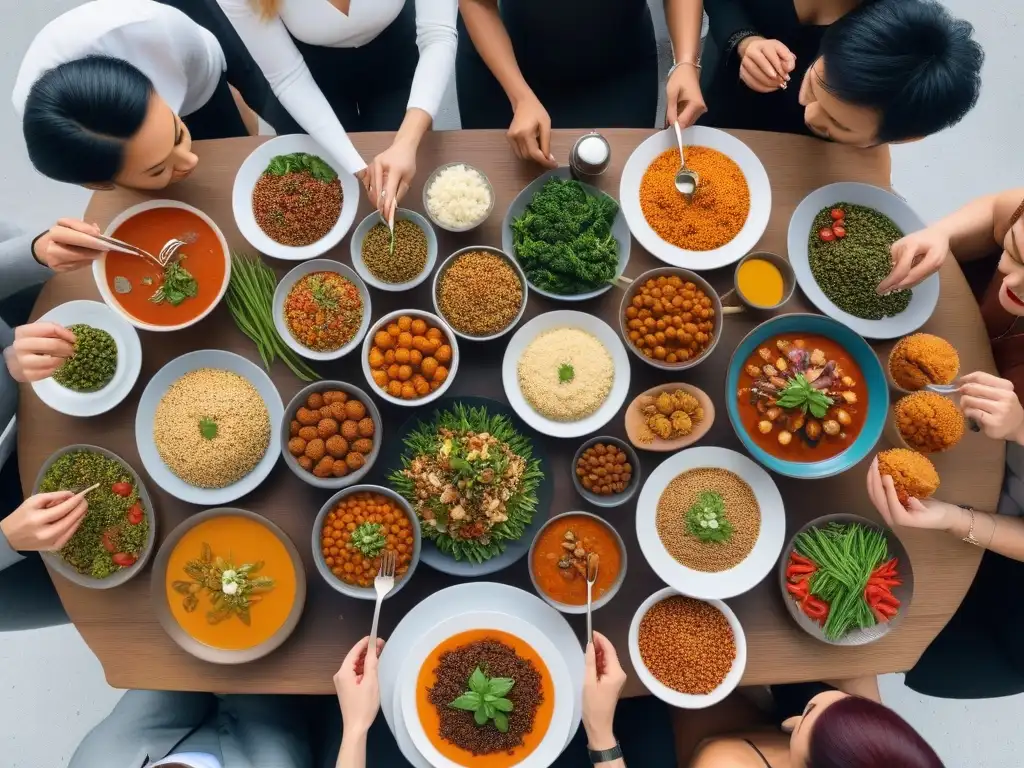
[12,0,225,120]
[216,0,457,176]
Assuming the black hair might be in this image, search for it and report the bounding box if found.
[819,0,983,143]
[22,55,154,185]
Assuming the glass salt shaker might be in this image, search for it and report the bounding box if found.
[569,132,611,181]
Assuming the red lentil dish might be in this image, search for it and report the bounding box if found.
[623,273,715,364]
[319,491,414,589]
[252,152,342,247]
[532,514,621,605]
[737,335,866,462]
[368,315,453,400]
[288,390,375,478]
[638,595,736,695]
[283,271,364,352]
[417,628,554,767]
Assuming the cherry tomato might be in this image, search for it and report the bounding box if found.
[819,228,836,242]
[832,225,847,239]
[101,529,117,553]
[127,503,144,525]
[833,218,844,228]
[111,482,133,497]
[112,553,136,567]
[830,208,845,221]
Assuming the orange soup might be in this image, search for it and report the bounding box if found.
[165,515,297,651]
[532,515,622,606]
[416,628,554,768]
[106,207,226,326]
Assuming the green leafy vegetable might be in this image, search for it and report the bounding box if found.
[776,374,834,419]
[558,363,575,383]
[685,491,734,543]
[150,260,198,306]
[265,152,338,184]
[199,417,218,440]
[349,522,387,558]
[510,178,620,295]
[448,667,515,732]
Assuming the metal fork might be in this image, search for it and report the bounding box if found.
[85,233,188,268]
[369,550,397,654]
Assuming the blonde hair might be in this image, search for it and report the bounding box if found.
[252,0,281,18]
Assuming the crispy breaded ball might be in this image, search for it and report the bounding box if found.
[387,380,403,398]
[352,438,373,455]
[401,382,417,399]
[435,345,453,365]
[328,401,347,421]
[421,357,438,380]
[411,318,427,336]
[288,437,307,456]
[296,407,319,426]
[305,438,326,462]
[318,418,339,439]
[299,426,318,442]
[319,405,333,419]
[313,456,335,478]
[306,392,325,410]
[290,420,300,437]
[332,461,350,478]
[341,420,359,440]
[326,435,349,459]
[346,452,366,471]
[357,418,375,437]
[372,370,389,388]
[877,448,939,505]
[345,400,367,420]
[298,456,314,471]
[325,390,348,405]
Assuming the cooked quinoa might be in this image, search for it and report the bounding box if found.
[517,327,613,421]
[153,368,271,488]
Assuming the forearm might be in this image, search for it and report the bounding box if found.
[459,0,534,108]
[926,194,1003,262]
[825,676,881,702]
[948,505,1024,562]
[393,108,433,150]
[703,0,757,54]
[0,228,51,302]
[664,0,704,64]
[336,729,367,768]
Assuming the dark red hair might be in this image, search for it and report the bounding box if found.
[808,695,944,768]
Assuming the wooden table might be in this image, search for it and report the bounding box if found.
[19,129,1003,695]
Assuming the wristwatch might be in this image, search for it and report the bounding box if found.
[588,742,624,764]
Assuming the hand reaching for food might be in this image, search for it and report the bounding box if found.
[0,490,89,552]
[335,635,386,735]
[866,456,957,532]
[3,322,76,383]
[957,372,1024,443]
[364,136,418,221]
[33,218,109,272]
[507,93,558,168]
[665,63,706,129]
[738,37,796,94]
[878,228,952,294]
[582,631,626,747]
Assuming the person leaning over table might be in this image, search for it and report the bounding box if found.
[12,0,256,191]
[698,0,983,147]
[0,218,112,630]
[867,189,1024,699]
[456,0,706,168]
[214,0,457,220]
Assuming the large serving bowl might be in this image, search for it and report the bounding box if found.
[726,313,888,479]
[618,126,772,271]
[32,444,157,590]
[431,245,529,341]
[350,208,438,292]
[787,182,938,339]
[94,199,231,332]
[232,134,361,261]
[312,485,421,601]
[500,166,631,301]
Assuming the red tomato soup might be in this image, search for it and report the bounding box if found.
[531,515,621,606]
[105,207,226,326]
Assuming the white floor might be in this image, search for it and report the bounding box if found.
[1,1,1023,765]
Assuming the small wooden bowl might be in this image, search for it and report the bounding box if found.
[624,383,715,452]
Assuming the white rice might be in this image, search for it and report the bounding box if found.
[517,327,614,422]
[425,164,492,228]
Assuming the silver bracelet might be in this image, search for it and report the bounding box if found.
[667,59,702,79]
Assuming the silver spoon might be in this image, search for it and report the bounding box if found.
[585,553,599,647]
[926,383,981,432]
[672,121,699,202]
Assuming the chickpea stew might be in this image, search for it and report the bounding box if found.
[319,491,414,589]
[623,273,716,365]
[531,515,622,606]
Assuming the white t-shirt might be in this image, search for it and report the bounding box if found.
[149,754,222,768]
[216,0,457,175]
[12,0,226,120]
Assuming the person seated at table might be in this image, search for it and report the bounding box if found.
[13,0,254,190]
[0,218,110,631]
[456,0,706,168]
[214,0,457,220]
[699,0,983,147]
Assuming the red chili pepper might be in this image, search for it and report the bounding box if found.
[868,576,902,589]
[871,605,889,623]
[872,558,899,577]
[830,208,845,221]
[819,227,836,242]
[787,581,810,599]
[112,553,136,567]
[789,571,813,584]
[832,225,847,239]
[789,552,815,566]
[802,596,830,624]
[876,602,898,618]
[111,482,133,498]
[786,563,816,577]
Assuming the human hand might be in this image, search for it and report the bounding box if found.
[0,490,89,552]
[33,219,108,272]
[877,227,952,294]
[866,457,960,532]
[665,63,707,128]
[334,635,385,736]
[738,37,796,94]
[582,631,626,749]
[958,371,1024,442]
[365,137,418,221]
[2,322,76,383]
[508,93,557,168]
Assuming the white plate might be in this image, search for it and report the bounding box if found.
[399,611,575,768]
[349,208,438,292]
[502,310,630,439]
[134,349,283,505]
[379,582,584,762]
[635,447,785,600]
[787,182,938,339]
[32,300,142,417]
[272,259,372,361]
[628,587,747,709]
[232,134,361,261]
[618,127,772,271]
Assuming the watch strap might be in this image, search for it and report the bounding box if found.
[588,742,623,764]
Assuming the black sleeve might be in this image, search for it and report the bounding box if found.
[704,0,760,64]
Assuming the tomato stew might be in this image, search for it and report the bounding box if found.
[531,514,621,606]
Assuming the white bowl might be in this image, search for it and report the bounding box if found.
[134,349,284,505]
[399,610,575,768]
[349,208,438,292]
[502,310,631,438]
[272,259,372,361]
[32,300,142,418]
[618,126,772,271]
[93,199,231,332]
[361,309,459,407]
[787,182,938,339]
[628,587,747,709]
[421,162,495,233]
[232,134,361,261]
[431,245,529,341]
[634,446,786,600]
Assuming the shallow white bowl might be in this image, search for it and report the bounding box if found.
[134,349,284,506]
[93,199,231,332]
[399,610,575,768]
[787,182,938,339]
[634,446,786,600]
[349,208,438,292]
[628,587,748,709]
[32,300,142,418]
[272,259,372,361]
[618,126,771,271]
[232,134,361,261]
[502,310,631,438]
[431,245,529,342]
[361,309,459,407]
